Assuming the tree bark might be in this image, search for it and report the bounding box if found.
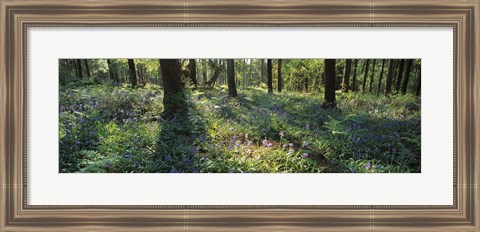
[342,59,352,93]
[385,59,395,95]
[227,59,237,97]
[202,60,207,86]
[376,59,386,95]
[205,62,223,88]
[83,59,91,78]
[324,59,336,106]
[189,59,198,87]
[127,59,137,87]
[107,59,116,83]
[160,59,186,117]
[277,59,283,92]
[75,59,83,79]
[395,59,405,92]
[362,59,370,92]
[368,59,376,92]
[415,62,421,96]
[401,59,414,94]
[267,59,273,93]
[351,59,358,92]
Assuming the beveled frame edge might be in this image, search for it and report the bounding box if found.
[1,0,478,231]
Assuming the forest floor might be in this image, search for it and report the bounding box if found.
[59,82,421,173]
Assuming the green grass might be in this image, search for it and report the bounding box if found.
[59,83,421,173]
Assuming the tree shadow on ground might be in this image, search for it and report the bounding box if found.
[153,97,210,173]
[203,88,421,173]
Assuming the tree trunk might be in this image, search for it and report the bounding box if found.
[401,59,414,94]
[227,59,237,97]
[267,59,273,93]
[376,59,386,95]
[277,59,283,92]
[107,59,116,83]
[83,59,91,78]
[72,59,79,77]
[368,59,376,92]
[76,59,83,79]
[127,59,137,87]
[202,60,207,86]
[385,59,395,95]
[189,59,198,87]
[415,63,421,96]
[324,59,336,106]
[206,65,223,88]
[395,59,405,92]
[351,59,358,92]
[160,59,186,117]
[342,59,352,93]
[362,59,370,92]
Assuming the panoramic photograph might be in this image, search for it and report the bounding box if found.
[59,58,421,173]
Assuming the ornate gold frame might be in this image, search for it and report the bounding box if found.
[1,0,478,231]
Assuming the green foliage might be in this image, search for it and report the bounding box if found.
[60,82,420,173]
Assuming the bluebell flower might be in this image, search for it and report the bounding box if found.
[366,162,371,170]
[394,131,400,139]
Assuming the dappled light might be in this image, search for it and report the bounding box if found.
[59,58,421,173]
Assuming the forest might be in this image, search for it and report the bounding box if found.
[59,58,421,173]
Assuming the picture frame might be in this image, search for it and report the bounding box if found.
[1,0,478,231]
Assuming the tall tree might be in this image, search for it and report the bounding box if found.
[384,59,395,95]
[324,59,336,106]
[127,59,137,87]
[189,59,198,87]
[75,59,83,79]
[267,59,273,93]
[351,59,358,92]
[376,59,386,95]
[203,60,207,86]
[415,62,421,96]
[83,59,91,78]
[160,59,186,117]
[205,59,224,88]
[277,59,283,92]
[227,59,237,97]
[401,59,414,94]
[342,59,352,93]
[362,59,370,92]
[107,59,116,83]
[368,59,377,92]
[395,59,405,92]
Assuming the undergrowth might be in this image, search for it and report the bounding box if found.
[59,83,421,173]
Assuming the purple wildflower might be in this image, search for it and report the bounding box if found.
[366,162,371,170]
